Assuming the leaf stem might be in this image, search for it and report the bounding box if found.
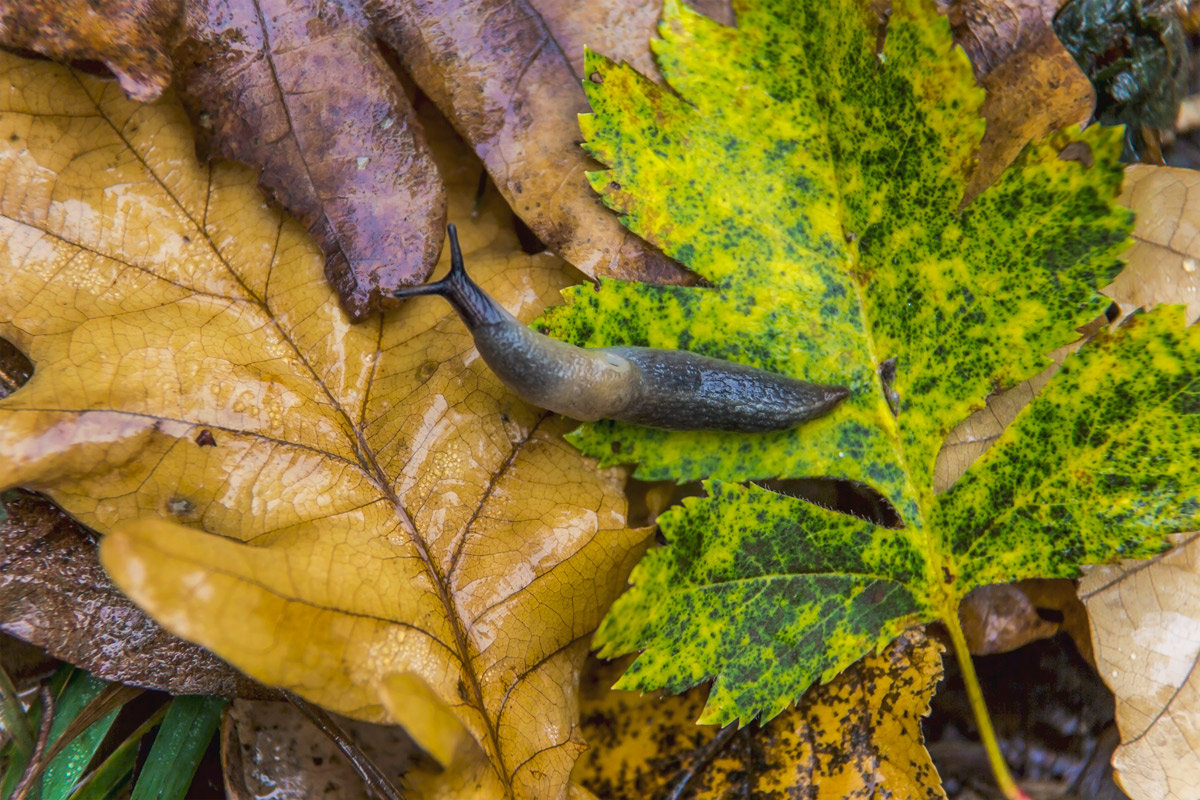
[943,613,1029,800]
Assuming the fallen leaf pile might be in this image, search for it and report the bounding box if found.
[0,52,648,798]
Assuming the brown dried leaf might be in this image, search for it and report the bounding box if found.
[222,699,421,800]
[0,489,264,698]
[173,0,447,322]
[530,0,733,83]
[0,51,647,799]
[0,0,180,101]
[1105,164,1200,323]
[1079,533,1200,800]
[940,0,1095,202]
[573,630,945,799]
[368,0,689,286]
[958,583,1057,655]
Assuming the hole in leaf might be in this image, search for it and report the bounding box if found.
[512,213,545,254]
[1057,141,1094,169]
[753,477,902,528]
[0,337,32,399]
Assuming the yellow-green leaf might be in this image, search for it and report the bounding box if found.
[0,52,648,799]
[555,0,1200,728]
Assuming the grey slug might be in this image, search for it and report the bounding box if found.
[392,225,850,432]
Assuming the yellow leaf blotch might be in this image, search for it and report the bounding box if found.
[0,53,648,799]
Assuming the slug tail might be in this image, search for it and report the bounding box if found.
[392,224,510,329]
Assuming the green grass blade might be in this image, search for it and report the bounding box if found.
[39,672,120,800]
[0,665,32,759]
[66,705,168,800]
[129,697,225,800]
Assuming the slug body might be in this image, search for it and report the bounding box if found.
[394,225,849,432]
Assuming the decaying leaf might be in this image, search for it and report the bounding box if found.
[172,0,448,321]
[222,699,421,800]
[0,0,180,101]
[0,490,264,698]
[551,0,1200,741]
[530,0,733,82]
[938,0,1095,202]
[1106,164,1200,322]
[0,52,648,799]
[1080,533,1200,800]
[574,630,945,799]
[0,0,690,321]
[957,583,1057,655]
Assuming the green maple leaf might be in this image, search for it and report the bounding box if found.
[539,0,1200,724]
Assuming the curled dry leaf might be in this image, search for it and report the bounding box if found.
[0,52,648,799]
[957,583,1057,655]
[1080,533,1200,800]
[1105,164,1200,323]
[0,0,180,101]
[938,0,1095,202]
[369,0,687,286]
[0,489,263,698]
[574,630,945,799]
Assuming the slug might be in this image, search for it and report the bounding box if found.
[393,225,850,432]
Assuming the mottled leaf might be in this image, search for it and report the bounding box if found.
[549,0,1200,727]
[574,631,944,799]
[0,52,647,799]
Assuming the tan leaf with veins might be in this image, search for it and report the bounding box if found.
[1105,164,1200,323]
[0,52,648,799]
[1080,534,1200,800]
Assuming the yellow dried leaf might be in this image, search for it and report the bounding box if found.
[0,52,648,799]
[573,631,945,799]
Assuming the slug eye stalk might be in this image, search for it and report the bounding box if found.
[393,225,850,432]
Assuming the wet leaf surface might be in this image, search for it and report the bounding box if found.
[0,52,647,799]
[0,0,691,320]
[173,0,448,321]
[0,489,264,699]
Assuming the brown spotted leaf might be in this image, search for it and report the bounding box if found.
[0,52,647,799]
[573,630,945,799]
